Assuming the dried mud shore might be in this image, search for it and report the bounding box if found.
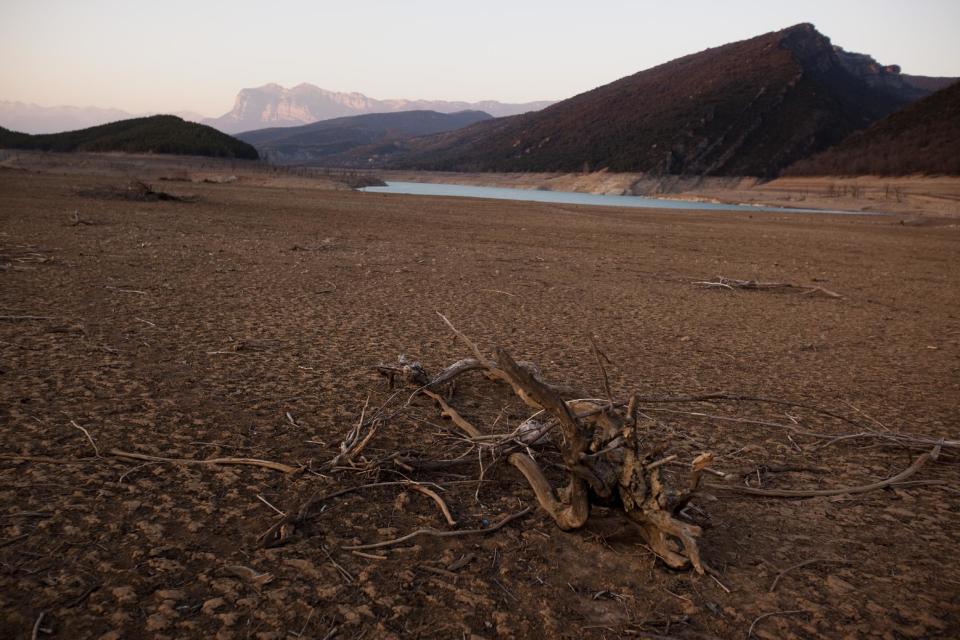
[1,164,959,639]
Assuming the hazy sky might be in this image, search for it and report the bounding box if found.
[2,0,959,116]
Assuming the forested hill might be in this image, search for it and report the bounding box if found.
[371,24,948,178]
[238,110,490,165]
[0,115,259,159]
[785,81,960,176]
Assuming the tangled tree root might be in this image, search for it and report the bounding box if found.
[377,317,713,573]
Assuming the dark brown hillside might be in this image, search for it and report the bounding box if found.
[364,24,943,177]
[0,115,258,160]
[237,110,491,165]
[785,81,960,176]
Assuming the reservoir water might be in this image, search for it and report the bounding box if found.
[362,181,860,215]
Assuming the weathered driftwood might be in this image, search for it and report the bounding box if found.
[377,327,712,573]
[694,276,842,298]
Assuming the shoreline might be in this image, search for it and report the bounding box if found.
[363,180,887,217]
[378,169,960,217]
[2,149,957,217]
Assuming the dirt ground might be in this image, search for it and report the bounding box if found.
[1,163,959,639]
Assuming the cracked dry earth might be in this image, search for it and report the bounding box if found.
[1,167,959,639]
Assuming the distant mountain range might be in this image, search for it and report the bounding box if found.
[237,110,493,165]
[2,25,956,177]
[0,87,550,136]
[786,80,959,176]
[0,115,258,159]
[202,84,554,133]
[0,101,205,135]
[337,24,955,177]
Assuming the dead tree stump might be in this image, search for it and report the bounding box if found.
[378,337,713,574]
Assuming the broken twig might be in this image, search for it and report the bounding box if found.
[343,507,531,551]
[109,449,297,474]
[713,444,940,498]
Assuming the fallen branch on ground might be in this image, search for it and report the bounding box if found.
[769,558,850,592]
[31,612,46,640]
[79,180,196,203]
[342,507,531,551]
[109,449,298,474]
[748,610,809,638]
[258,480,454,548]
[0,315,55,321]
[0,454,101,465]
[711,443,940,498]
[421,388,482,439]
[319,389,408,471]
[645,407,959,451]
[694,276,842,298]
[408,483,457,526]
[70,420,100,457]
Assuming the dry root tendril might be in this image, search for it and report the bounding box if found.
[376,323,713,573]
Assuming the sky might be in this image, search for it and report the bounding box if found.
[2,0,959,117]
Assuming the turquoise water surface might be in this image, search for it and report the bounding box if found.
[362,181,863,214]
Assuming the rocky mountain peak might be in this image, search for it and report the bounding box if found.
[203,85,554,134]
[778,22,835,69]
[364,24,955,177]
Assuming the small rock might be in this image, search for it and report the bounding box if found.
[202,597,226,614]
[282,558,319,579]
[918,611,948,630]
[827,575,855,594]
[218,612,240,627]
[337,604,361,624]
[111,586,137,604]
[145,613,172,631]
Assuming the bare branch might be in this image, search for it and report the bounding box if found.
[343,507,531,551]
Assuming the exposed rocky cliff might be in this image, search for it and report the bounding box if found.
[203,84,552,134]
[832,46,956,101]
